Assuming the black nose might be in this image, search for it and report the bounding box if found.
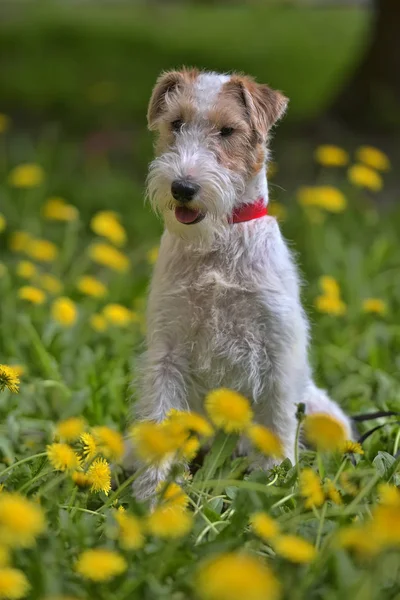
[171,179,200,203]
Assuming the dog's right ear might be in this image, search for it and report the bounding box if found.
[147,71,185,130]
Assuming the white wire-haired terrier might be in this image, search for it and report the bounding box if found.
[131,68,352,500]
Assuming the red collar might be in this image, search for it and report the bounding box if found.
[230,198,268,224]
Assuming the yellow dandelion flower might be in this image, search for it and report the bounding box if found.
[0,365,20,393]
[250,512,280,542]
[8,163,44,188]
[77,275,107,298]
[273,534,316,564]
[356,146,390,172]
[55,417,86,442]
[325,479,342,505]
[27,239,58,262]
[0,568,30,599]
[246,424,283,458]
[196,552,280,600]
[156,482,189,510]
[181,437,200,461]
[115,510,144,550]
[16,261,36,280]
[130,422,176,466]
[91,211,127,247]
[89,313,108,332]
[303,413,347,451]
[9,231,32,253]
[0,545,10,567]
[39,274,63,295]
[0,493,46,548]
[75,549,127,582]
[299,468,325,509]
[338,525,378,558]
[315,294,347,316]
[89,242,130,272]
[319,275,340,297]
[0,114,11,134]
[18,286,46,305]
[103,303,136,327]
[51,297,77,327]
[339,472,358,497]
[348,164,383,192]
[314,145,349,167]
[0,214,6,234]
[147,506,193,539]
[165,410,214,438]
[205,388,253,434]
[341,440,364,456]
[147,246,159,265]
[370,503,400,546]
[298,186,347,213]
[71,471,91,488]
[87,458,111,495]
[378,483,400,507]
[92,426,124,462]
[362,298,387,315]
[80,432,98,461]
[47,443,80,472]
[42,197,78,222]
[268,203,287,221]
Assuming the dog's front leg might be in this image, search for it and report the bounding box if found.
[130,343,188,501]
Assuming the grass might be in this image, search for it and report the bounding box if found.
[0,117,400,599]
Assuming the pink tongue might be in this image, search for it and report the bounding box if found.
[175,206,201,224]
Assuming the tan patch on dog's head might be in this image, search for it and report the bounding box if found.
[147,68,199,129]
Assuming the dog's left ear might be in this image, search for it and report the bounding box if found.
[229,76,288,139]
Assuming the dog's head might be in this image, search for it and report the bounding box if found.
[146,69,287,239]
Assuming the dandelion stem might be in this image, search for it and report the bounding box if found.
[270,492,297,509]
[18,468,52,493]
[0,452,47,478]
[393,427,400,456]
[99,467,146,511]
[294,417,302,480]
[315,502,327,550]
[317,451,325,480]
[58,505,106,518]
[332,457,348,485]
[344,472,381,515]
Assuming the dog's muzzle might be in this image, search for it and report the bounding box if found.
[171,179,205,225]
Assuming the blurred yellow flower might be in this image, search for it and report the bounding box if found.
[75,549,127,582]
[303,413,347,451]
[18,286,46,305]
[205,388,253,434]
[319,275,340,298]
[91,211,127,247]
[0,214,6,234]
[339,472,358,496]
[0,493,46,548]
[51,297,77,327]
[196,552,280,600]
[80,432,98,461]
[362,298,387,315]
[156,482,189,510]
[39,274,63,295]
[0,545,9,567]
[338,526,378,557]
[315,294,347,316]
[8,163,44,188]
[325,479,342,505]
[16,261,36,280]
[47,443,80,472]
[298,186,347,212]
[0,567,30,599]
[92,426,124,462]
[315,145,349,167]
[77,275,107,298]
[0,114,11,134]
[103,303,136,327]
[348,164,383,192]
[27,239,58,262]
[378,483,400,507]
[181,436,200,461]
[299,468,325,509]
[147,246,159,265]
[89,242,130,272]
[89,313,108,332]
[42,197,78,222]
[0,365,20,393]
[341,440,364,456]
[165,409,214,439]
[87,458,111,495]
[71,471,91,488]
[147,506,193,539]
[130,422,176,466]
[115,509,144,550]
[55,417,86,442]
[9,231,32,253]
[268,203,287,221]
[356,146,390,172]
[250,512,280,542]
[273,535,316,563]
[246,424,283,458]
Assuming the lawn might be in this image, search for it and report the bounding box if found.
[0,111,400,600]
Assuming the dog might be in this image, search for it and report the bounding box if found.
[131,68,352,500]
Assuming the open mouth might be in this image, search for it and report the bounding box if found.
[175,206,205,225]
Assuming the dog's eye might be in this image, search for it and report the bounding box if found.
[220,127,234,137]
[171,119,184,132]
